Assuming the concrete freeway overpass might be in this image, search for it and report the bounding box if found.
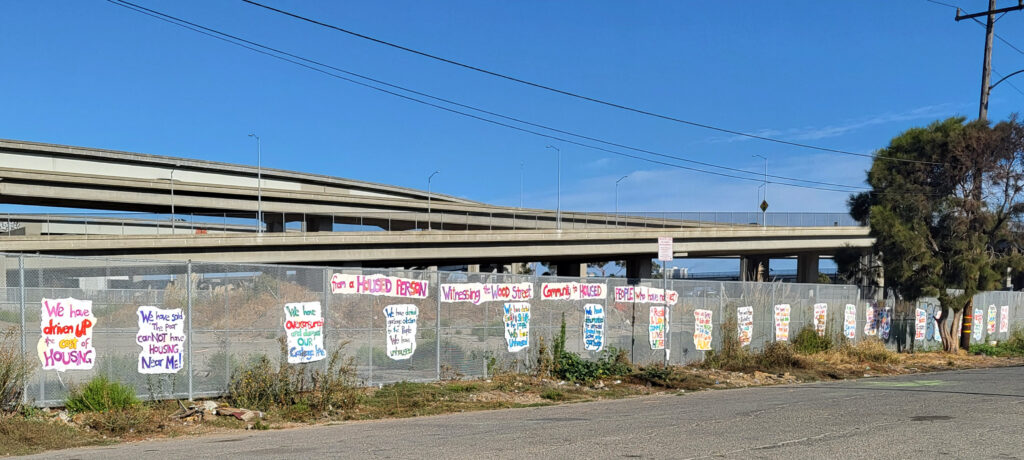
[0,139,873,281]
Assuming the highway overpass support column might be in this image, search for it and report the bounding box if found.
[302,215,333,232]
[740,255,770,282]
[796,253,820,284]
[625,257,653,282]
[552,262,587,278]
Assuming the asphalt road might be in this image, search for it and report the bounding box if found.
[22,366,1024,459]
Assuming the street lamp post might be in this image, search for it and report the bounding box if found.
[615,175,628,226]
[248,134,262,234]
[753,155,767,227]
[545,145,561,230]
[170,165,178,233]
[428,170,440,230]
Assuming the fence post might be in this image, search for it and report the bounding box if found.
[435,270,442,382]
[186,260,193,401]
[323,267,330,374]
[18,255,27,405]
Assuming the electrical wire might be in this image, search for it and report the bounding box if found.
[238,0,941,166]
[107,0,875,193]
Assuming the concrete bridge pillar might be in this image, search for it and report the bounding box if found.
[263,213,285,233]
[796,253,820,284]
[740,255,770,282]
[625,257,653,282]
[301,215,334,232]
[552,262,586,278]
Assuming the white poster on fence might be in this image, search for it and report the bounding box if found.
[914,308,927,341]
[384,304,418,360]
[813,303,828,337]
[583,304,605,352]
[972,308,984,341]
[864,304,877,336]
[649,306,666,350]
[737,306,754,347]
[693,309,713,351]
[987,305,997,334]
[541,282,607,301]
[439,282,533,304]
[284,302,325,364]
[330,273,429,298]
[614,286,679,305]
[38,298,96,371]
[136,306,186,373]
[844,304,857,340]
[503,302,530,352]
[1000,305,1010,333]
[774,304,791,342]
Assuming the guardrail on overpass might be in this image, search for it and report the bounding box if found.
[0,211,860,236]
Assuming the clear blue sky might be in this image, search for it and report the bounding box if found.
[2,1,1023,272]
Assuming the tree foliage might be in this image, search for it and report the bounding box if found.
[849,116,1024,350]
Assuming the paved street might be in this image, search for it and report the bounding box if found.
[23,366,1024,459]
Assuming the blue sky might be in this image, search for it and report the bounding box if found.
[2,1,1023,272]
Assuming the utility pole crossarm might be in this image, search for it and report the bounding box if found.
[956,1,1023,21]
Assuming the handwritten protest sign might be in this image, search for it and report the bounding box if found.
[136,306,185,373]
[503,302,530,352]
[864,304,877,336]
[915,308,927,341]
[284,302,325,364]
[384,304,418,360]
[1001,305,1010,333]
[813,303,828,337]
[774,304,791,342]
[583,304,605,352]
[38,298,96,371]
[987,305,997,334]
[972,308,984,341]
[844,304,857,340]
[693,309,713,351]
[541,283,607,301]
[439,283,532,304]
[330,273,428,299]
[649,306,666,350]
[737,306,754,347]
[615,286,679,305]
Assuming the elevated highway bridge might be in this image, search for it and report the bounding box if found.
[0,139,873,282]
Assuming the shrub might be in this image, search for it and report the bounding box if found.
[791,325,834,355]
[542,314,633,383]
[839,339,898,364]
[757,341,804,370]
[229,341,359,414]
[0,328,35,412]
[701,316,756,371]
[65,376,139,413]
[82,406,161,436]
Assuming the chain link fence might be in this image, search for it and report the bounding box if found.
[1,253,1022,407]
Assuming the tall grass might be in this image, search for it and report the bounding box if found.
[0,328,34,412]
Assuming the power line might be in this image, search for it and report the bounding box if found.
[238,0,940,165]
[107,0,872,193]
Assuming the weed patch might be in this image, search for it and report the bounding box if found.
[65,376,140,413]
[0,328,34,412]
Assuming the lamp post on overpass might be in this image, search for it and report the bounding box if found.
[428,170,440,230]
[248,133,262,234]
[753,154,767,227]
[615,175,628,226]
[170,164,178,233]
[546,145,561,230]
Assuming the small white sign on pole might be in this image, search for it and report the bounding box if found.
[658,237,673,262]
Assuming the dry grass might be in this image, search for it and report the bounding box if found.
[0,414,107,456]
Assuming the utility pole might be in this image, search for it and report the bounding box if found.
[954,0,1024,348]
[956,0,1024,121]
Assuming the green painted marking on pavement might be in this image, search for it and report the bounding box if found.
[862,380,946,387]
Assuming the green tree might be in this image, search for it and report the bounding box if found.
[849,116,1024,351]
